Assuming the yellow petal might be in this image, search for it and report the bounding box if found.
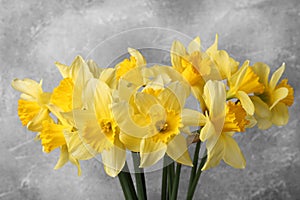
[112,101,150,138]
[206,34,218,55]
[27,108,51,132]
[252,62,270,86]
[139,138,167,168]
[128,48,146,67]
[54,145,69,170]
[118,78,137,102]
[73,109,111,153]
[12,78,43,99]
[276,79,294,106]
[55,62,69,78]
[65,131,95,160]
[271,102,289,126]
[120,131,141,152]
[171,40,187,73]
[68,153,82,176]
[270,87,288,109]
[166,134,193,166]
[187,37,201,54]
[236,91,254,115]
[99,68,117,88]
[166,81,190,109]
[182,109,206,126]
[203,80,226,120]
[223,133,246,169]
[72,57,93,109]
[269,63,285,90]
[87,59,103,78]
[158,86,181,112]
[135,92,160,116]
[202,136,224,170]
[102,140,126,177]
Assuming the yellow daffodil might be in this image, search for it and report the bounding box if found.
[251,62,294,129]
[11,78,51,132]
[170,37,210,110]
[73,78,126,177]
[200,80,248,170]
[38,119,82,176]
[206,34,239,80]
[226,61,265,115]
[113,81,203,167]
[115,48,146,81]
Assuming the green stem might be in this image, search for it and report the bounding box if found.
[118,162,138,200]
[132,152,147,200]
[171,163,182,200]
[167,162,175,198]
[188,141,201,192]
[161,157,168,200]
[186,150,207,200]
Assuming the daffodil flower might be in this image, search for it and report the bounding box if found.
[113,81,203,168]
[115,48,146,81]
[73,78,126,177]
[170,37,210,110]
[226,61,265,115]
[251,62,294,129]
[200,80,248,170]
[206,34,239,80]
[11,78,51,132]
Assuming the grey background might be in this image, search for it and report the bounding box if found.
[1,0,300,199]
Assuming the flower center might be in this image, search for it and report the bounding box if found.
[156,120,169,133]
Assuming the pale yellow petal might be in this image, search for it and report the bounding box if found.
[91,80,112,119]
[118,79,137,102]
[166,81,190,109]
[139,138,167,168]
[223,133,246,168]
[182,109,206,126]
[54,145,69,170]
[11,78,42,99]
[236,91,254,115]
[166,134,193,166]
[99,68,117,88]
[55,62,69,78]
[171,40,187,73]
[135,92,160,116]
[128,48,146,67]
[188,37,201,54]
[270,87,288,109]
[203,80,226,120]
[252,62,270,86]
[206,34,218,55]
[202,136,224,170]
[119,131,141,152]
[87,60,103,78]
[27,108,50,132]
[68,154,82,176]
[269,63,285,90]
[158,84,182,112]
[112,101,150,138]
[271,102,289,126]
[65,131,95,160]
[72,57,93,109]
[102,140,126,177]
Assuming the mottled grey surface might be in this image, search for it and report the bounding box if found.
[1,0,300,199]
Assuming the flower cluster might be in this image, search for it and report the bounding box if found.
[12,35,294,177]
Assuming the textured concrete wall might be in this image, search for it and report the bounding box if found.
[1,0,299,199]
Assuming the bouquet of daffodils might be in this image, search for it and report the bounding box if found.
[12,35,294,200]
